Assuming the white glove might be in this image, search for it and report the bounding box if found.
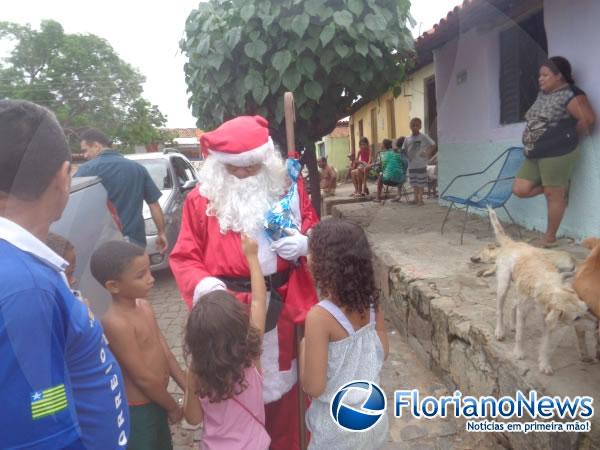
[193,277,226,305]
[270,233,309,261]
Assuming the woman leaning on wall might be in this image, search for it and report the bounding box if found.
[512,56,596,247]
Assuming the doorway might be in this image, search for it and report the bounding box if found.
[424,76,437,143]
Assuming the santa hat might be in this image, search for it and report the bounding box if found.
[200,115,274,167]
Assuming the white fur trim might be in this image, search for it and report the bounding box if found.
[261,325,297,403]
[208,137,274,167]
[193,277,227,305]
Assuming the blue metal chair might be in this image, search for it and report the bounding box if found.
[440,146,526,244]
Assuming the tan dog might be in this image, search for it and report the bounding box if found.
[488,207,591,375]
[573,238,600,360]
[471,243,576,278]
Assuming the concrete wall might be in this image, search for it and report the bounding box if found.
[404,64,435,132]
[435,0,600,239]
[394,90,412,141]
[350,91,408,156]
[349,63,434,156]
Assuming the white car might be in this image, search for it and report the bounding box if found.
[50,176,123,316]
[126,151,199,271]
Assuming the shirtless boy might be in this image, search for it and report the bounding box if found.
[90,241,185,450]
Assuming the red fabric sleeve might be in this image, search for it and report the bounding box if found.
[296,177,319,234]
[168,191,210,309]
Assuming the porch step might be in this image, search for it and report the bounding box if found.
[322,195,372,216]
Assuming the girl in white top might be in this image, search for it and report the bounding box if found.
[300,219,389,449]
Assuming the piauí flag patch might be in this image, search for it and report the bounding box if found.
[31,384,68,419]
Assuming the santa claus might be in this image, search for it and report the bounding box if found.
[169,115,318,450]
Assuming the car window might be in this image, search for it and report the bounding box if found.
[135,158,172,190]
[184,160,197,180]
[172,157,191,185]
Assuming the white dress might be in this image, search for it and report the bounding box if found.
[306,300,389,449]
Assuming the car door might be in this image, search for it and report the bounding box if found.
[50,177,123,316]
[170,156,196,245]
[183,158,199,182]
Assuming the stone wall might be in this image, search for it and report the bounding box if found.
[372,251,596,450]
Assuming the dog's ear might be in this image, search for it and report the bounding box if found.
[545,309,563,327]
[582,237,600,250]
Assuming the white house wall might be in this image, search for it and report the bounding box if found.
[435,0,600,239]
[405,64,435,130]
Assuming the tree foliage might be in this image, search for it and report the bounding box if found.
[181,0,414,145]
[0,20,167,149]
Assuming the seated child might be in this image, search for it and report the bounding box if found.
[373,138,406,203]
[318,156,337,197]
[351,137,372,196]
[427,150,439,198]
[90,241,185,450]
[300,219,389,449]
[183,235,270,450]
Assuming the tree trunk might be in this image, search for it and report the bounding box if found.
[301,141,321,218]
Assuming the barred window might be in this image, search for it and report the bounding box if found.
[499,10,548,124]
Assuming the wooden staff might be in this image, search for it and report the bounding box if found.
[284,92,308,450]
[284,92,321,217]
[284,92,296,158]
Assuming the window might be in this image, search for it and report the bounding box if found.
[137,158,172,190]
[358,119,364,138]
[350,123,356,155]
[499,10,547,124]
[386,98,396,139]
[172,157,191,186]
[183,159,197,180]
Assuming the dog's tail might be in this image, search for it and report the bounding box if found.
[487,206,510,246]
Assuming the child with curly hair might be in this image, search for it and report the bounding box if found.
[183,235,270,450]
[300,219,389,449]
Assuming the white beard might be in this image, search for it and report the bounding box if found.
[198,150,287,235]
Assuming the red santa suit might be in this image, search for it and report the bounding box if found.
[169,116,318,450]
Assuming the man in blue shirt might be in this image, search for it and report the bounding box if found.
[75,129,168,251]
[0,100,129,449]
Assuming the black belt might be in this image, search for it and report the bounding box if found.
[218,269,290,332]
[218,269,290,293]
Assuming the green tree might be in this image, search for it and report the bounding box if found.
[0,20,167,149]
[115,100,169,150]
[180,0,414,146]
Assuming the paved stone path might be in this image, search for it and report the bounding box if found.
[149,268,505,449]
[146,270,195,449]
